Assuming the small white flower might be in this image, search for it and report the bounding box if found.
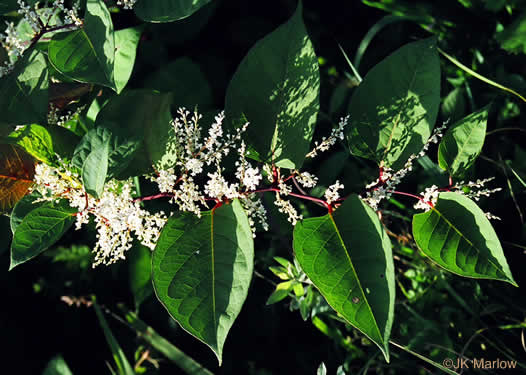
[185,158,204,176]
[324,180,344,204]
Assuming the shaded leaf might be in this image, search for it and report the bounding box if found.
[225,2,320,169]
[413,192,517,285]
[438,106,488,177]
[114,26,142,94]
[347,37,440,169]
[145,57,213,110]
[152,200,254,364]
[10,200,76,270]
[0,144,35,213]
[0,48,48,125]
[95,90,173,175]
[441,87,466,123]
[134,0,212,23]
[72,126,139,182]
[293,195,395,361]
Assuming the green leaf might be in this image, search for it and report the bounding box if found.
[0,48,48,125]
[438,106,488,177]
[42,355,73,375]
[114,27,142,94]
[266,280,295,305]
[95,90,173,175]
[496,11,526,55]
[134,0,212,23]
[293,195,395,361]
[128,244,153,309]
[72,126,139,182]
[93,300,135,375]
[225,2,320,169]
[48,0,115,90]
[347,37,440,169]
[10,191,42,234]
[10,200,77,270]
[412,192,517,286]
[152,199,254,364]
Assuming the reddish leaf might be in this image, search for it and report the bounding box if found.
[0,144,35,212]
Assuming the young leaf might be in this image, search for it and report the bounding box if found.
[114,27,142,94]
[438,106,488,178]
[266,280,295,305]
[128,244,153,309]
[134,0,212,23]
[10,200,77,270]
[413,192,517,286]
[0,144,35,213]
[152,199,254,365]
[293,195,395,361]
[0,48,48,125]
[48,0,116,90]
[317,363,327,375]
[347,37,440,170]
[225,1,320,169]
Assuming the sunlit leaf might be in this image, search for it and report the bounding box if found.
[413,192,517,285]
[347,37,440,169]
[226,2,320,169]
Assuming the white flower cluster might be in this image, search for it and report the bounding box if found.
[152,108,269,235]
[47,103,85,127]
[306,116,349,158]
[0,0,81,77]
[413,178,502,220]
[295,171,318,188]
[117,0,137,10]
[240,193,269,237]
[362,124,447,210]
[31,162,167,267]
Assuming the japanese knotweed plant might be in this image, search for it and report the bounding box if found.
[0,0,517,367]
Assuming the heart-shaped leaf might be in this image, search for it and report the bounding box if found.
[347,37,440,169]
[293,195,395,361]
[413,192,517,286]
[152,199,254,364]
[225,1,320,169]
